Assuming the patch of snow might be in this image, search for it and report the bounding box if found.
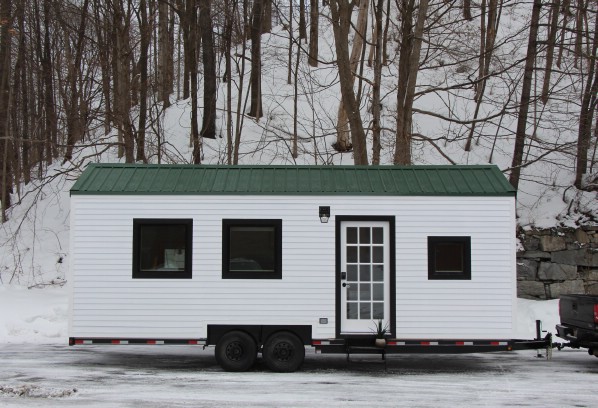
[0,384,77,399]
[0,286,68,344]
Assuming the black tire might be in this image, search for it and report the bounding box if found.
[262,331,305,372]
[215,331,257,372]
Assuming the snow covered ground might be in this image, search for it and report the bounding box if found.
[2,285,596,407]
[0,342,596,407]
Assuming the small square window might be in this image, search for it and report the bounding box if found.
[223,219,282,279]
[133,219,192,279]
[428,236,471,280]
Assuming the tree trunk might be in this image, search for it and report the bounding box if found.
[93,0,112,136]
[262,0,272,33]
[299,0,307,40]
[248,0,263,118]
[508,0,541,189]
[15,1,29,184]
[292,34,300,159]
[0,0,12,222]
[42,0,57,164]
[334,0,369,155]
[464,0,501,151]
[541,0,561,105]
[137,0,149,162]
[186,0,201,163]
[382,0,390,65]
[233,0,249,163]
[177,0,191,100]
[158,0,172,108]
[573,0,585,68]
[329,0,368,164]
[556,0,571,68]
[199,0,216,139]
[371,0,384,164]
[394,0,428,165]
[62,0,90,164]
[224,0,234,163]
[113,0,135,163]
[308,0,319,67]
[463,0,472,21]
[287,0,293,84]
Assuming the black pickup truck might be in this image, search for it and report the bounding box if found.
[556,294,598,357]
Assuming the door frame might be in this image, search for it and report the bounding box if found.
[335,215,396,338]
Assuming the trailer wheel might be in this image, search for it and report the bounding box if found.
[215,331,257,372]
[262,331,305,372]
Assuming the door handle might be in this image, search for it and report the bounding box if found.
[341,272,347,280]
[342,282,350,288]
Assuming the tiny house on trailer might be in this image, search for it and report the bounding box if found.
[69,164,548,372]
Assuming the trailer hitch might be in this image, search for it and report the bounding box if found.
[534,320,554,359]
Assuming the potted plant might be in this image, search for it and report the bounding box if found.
[372,319,389,348]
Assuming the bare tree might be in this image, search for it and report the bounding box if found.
[575,10,598,188]
[464,0,502,152]
[0,0,12,222]
[187,0,201,163]
[158,0,173,108]
[299,0,307,40]
[60,0,92,164]
[333,0,368,156]
[110,0,136,163]
[136,0,150,162]
[509,0,541,189]
[248,0,264,118]
[199,0,217,139]
[371,0,384,164]
[41,0,58,164]
[394,0,429,165]
[263,0,272,33]
[13,0,28,185]
[329,0,368,164]
[541,0,561,105]
[463,0,472,21]
[308,0,319,67]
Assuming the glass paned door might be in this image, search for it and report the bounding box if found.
[340,221,390,334]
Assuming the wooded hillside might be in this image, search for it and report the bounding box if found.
[0,0,596,223]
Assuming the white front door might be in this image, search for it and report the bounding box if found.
[339,220,391,335]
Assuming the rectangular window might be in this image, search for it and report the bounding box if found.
[223,219,282,279]
[133,219,192,279]
[428,236,471,280]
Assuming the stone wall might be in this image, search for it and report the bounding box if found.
[517,227,598,299]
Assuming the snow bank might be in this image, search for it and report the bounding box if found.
[514,298,560,339]
[0,285,68,344]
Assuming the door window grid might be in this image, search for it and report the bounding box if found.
[346,226,384,320]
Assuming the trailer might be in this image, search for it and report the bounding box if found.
[68,164,550,372]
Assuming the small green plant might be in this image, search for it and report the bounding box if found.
[372,319,389,339]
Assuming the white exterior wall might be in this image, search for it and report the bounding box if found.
[69,195,516,340]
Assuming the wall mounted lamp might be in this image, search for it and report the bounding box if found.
[319,206,330,223]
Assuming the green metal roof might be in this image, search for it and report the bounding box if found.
[70,164,516,196]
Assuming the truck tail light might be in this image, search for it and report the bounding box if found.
[594,304,598,325]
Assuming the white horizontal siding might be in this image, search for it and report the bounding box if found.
[69,194,515,340]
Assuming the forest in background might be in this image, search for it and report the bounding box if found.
[0,0,596,224]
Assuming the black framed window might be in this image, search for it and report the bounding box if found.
[133,219,192,279]
[428,236,471,280]
[223,219,282,279]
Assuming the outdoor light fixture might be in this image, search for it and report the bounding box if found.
[319,206,330,223]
